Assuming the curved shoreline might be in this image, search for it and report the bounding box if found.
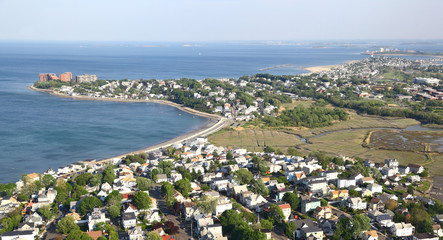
[28,85,229,166]
[28,85,220,120]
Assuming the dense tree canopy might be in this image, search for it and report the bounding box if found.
[136,177,153,191]
[57,216,80,234]
[102,165,116,184]
[262,105,348,128]
[133,191,152,210]
[234,169,253,185]
[174,179,192,197]
[250,179,270,196]
[78,197,103,215]
[282,192,299,210]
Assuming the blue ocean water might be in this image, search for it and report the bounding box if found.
[1,41,442,183]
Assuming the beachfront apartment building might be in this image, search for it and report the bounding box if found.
[39,73,58,82]
[38,72,75,82]
[60,72,72,82]
[76,74,98,83]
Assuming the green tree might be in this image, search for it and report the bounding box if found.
[75,173,93,186]
[0,183,16,197]
[136,177,153,191]
[57,216,80,234]
[385,199,398,211]
[349,189,359,197]
[78,197,103,215]
[196,195,217,214]
[250,179,270,196]
[372,168,382,181]
[219,209,243,234]
[260,219,273,230]
[226,151,233,160]
[284,221,296,238]
[108,205,121,218]
[201,184,210,191]
[133,191,152,210]
[66,230,94,240]
[232,223,267,240]
[94,223,118,240]
[277,176,289,185]
[234,169,253,185]
[102,165,116,184]
[287,148,303,157]
[105,190,123,206]
[269,204,285,224]
[42,174,56,188]
[333,217,352,240]
[321,198,328,207]
[147,232,163,240]
[263,146,275,153]
[161,182,174,200]
[419,168,429,177]
[283,192,299,210]
[37,206,52,221]
[72,184,88,200]
[174,179,191,197]
[89,175,102,186]
[411,207,433,233]
[351,214,371,237]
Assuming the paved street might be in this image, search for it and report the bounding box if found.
[150,186,193,240]
[43,209,64,240]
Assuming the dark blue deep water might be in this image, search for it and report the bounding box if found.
[1,41,442,182]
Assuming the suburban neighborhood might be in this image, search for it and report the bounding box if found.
[0,136,441,240]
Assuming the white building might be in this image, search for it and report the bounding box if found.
[390,222,415,237]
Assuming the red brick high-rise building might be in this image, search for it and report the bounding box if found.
[60,72,72,82]
[48,73,59,80]
[39,73,49,82]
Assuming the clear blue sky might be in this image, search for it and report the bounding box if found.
[1,0,442,41]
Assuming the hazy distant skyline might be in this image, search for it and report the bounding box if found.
[1,0,443,42]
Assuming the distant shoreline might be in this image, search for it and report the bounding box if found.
[302,60,359,73]
[362,52,443,57]
[28,85,228,165]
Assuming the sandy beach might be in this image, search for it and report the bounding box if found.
[28,85,229,165]
[302,65,338,73]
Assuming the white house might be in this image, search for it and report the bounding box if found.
[337,179,356,188]
[128,226,144,240]
[88,208,110,231]
[145,210,161,224]
[156,174,168,183]
[368,184,383,194]
[346,197,367,210]
[245,194,267,209]
[390,222,415,237]
[215,198,232,216]
[320,171,338,182]
[122,212,137,229]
